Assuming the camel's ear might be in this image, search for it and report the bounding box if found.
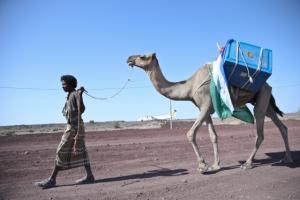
[151,53,156,58]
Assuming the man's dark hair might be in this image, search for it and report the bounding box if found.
[60,75,77,88]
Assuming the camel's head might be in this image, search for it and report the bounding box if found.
[127,53,157,71]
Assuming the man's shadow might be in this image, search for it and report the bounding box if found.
[203,151,300,175]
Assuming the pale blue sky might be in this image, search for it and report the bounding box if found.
[1,0,299,125]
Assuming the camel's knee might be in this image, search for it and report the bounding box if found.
[207,123,217,142]
[209,131,217,144]
[210,134,217,144]
[187,131,196,143]
[256,133,264,145]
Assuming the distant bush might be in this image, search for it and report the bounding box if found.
[112,121,121,129]
[89,120,95,124]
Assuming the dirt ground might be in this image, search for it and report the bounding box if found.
[0,119,299,200]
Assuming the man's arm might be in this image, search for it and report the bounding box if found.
[73,86,86,154]
[77,87,85,114]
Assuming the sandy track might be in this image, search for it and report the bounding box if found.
[0,120,300,200]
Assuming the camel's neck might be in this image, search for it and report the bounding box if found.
[146,61,192,101]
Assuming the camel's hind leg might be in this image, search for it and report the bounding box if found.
[266,105,293,163]
[242,85,271,169]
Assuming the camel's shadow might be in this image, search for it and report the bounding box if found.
[243,150,300,168]
[219,150,300,173]
[264,151,300,168]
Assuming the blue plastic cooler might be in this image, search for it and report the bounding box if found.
[222,39,272,93]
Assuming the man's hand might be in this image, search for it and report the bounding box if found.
[77,86,85,96]
[73,135,79,155]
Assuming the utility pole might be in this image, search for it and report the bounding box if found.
[169,99,173,130]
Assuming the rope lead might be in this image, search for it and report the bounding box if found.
[83,68,133,100]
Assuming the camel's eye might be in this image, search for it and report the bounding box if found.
[140,55,146,59]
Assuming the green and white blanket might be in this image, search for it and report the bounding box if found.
[210,55,254,123]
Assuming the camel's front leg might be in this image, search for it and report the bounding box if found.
[187,111,209,173]
[206,116,221,171]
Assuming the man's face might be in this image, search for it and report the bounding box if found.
[61,80,72,93]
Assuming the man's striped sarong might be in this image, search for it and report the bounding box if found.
[55,123,90,169]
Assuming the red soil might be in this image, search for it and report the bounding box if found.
[0,120,299,200]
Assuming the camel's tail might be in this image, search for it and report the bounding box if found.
[270,94,284,117]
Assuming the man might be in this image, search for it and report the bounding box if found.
[35,75,95,189]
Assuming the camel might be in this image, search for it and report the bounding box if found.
[127,53,293,173]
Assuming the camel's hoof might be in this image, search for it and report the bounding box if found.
[240,163,253,170]
[208,165,221,172]
[197,163,209,174]
[197,167,209,174]
[197,164,221,174]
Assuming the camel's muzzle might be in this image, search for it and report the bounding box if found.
[127,55,138,67]
[127,60,135,67]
